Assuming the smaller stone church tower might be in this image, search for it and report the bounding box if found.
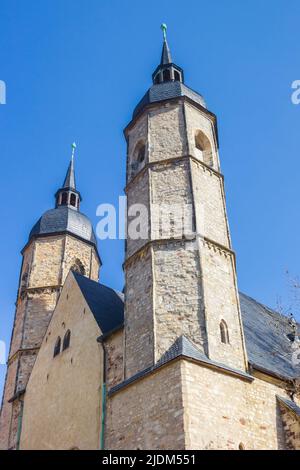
[0,147,101,450]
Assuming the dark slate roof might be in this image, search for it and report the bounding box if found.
[73,272,124,335]
[133,81,206,118]
[277,396,300,416]
[29,206,97,246]
[240,293,300,380]
[157,335,252,380]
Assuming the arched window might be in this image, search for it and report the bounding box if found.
[163,69,171,82]
[194,130,214,167]
[71,259,85,275]
[174,70,181,81]
[63,330,71,351]
[137,144,146,163]
[134,141,146,164]
[70,193,77,207]
[61,192,68,205]
[53,337,61,357]
[220,320,230,344]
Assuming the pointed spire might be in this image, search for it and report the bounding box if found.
[152,24,184,85]
[160,23,172,65]
[62,143,76,190]
[55,143,82,210]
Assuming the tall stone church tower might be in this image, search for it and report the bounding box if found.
[123,28,248,377]
[0,149,101,450]
[106,27,250,449]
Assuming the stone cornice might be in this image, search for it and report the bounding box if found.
[124,236,235,270]
[125,154,224,194]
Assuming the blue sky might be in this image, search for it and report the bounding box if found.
[0,0,300,397]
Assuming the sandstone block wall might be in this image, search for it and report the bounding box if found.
[20,273,103,450]
[106,360,185,450]
[182,360,299,450]
[0,234,100,449]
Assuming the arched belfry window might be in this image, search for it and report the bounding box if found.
[63,330,71,351]
[194,130,214,167]
[174,70,181,81]
[70,193,77,207]
[53,337,61,357]
[134,141,146,164]
[71,259,85,276]
[163,69,171,82]
[220,320,230,344]
[61,192,68,205]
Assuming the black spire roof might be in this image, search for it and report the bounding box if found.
[160,37,172,65]
[62,156,76,190]
[131,25,206,119]
[27,145,98,250]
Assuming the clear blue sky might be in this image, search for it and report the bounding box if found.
[0,0,300,397]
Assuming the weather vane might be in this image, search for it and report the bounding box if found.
[71,142,76,160]
[161,23,167,41]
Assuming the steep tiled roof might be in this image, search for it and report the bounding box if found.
[73,272,124,335]
[240,293,300,380]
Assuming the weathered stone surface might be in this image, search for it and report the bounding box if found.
[20,273,103,450]
[0,234,100,450]
[106,361,185,450]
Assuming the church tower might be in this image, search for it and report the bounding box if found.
[123,25,248,378]
[105,26,250,450]
[0,146,101,450]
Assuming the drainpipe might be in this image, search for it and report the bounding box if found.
[97,335,107,450]
[16,399,24,450]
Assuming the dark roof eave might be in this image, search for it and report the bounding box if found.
[249,362,296,382]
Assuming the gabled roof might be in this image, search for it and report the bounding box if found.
[73,272,124,335]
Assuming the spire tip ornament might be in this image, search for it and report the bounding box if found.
[71,142,77,161]
[161,23,167,41]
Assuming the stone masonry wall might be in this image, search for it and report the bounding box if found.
[20,273,103,450]
[106,358,298,450]
[184,101,219,171]
[182,360,298,450]
[200,241,247,370]
[278,402,300,450]
[126,170,150,259]
[148,102,187,162]
[62,235,99,282]
[191,160,230,247]
[0,234,100,449]
[124,247,154,378]
[106,360,185,450]
[153,241,207,360]
[104,330,124,389]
